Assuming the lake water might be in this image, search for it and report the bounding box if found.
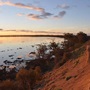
[0,37,63,65]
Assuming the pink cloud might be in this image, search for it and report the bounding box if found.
[0,1,44,12]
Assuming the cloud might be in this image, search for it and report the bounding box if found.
[18,11,66,20]
[54,11,66,19]
[27,14,43,20]
[0,1,44,12]
[0,29,3,30]
[20,11,66,20]
[26,11,53,20]
[0,1,67,21]
[57,4,70,9]
[41,11,53,18]
[59,11,66,17]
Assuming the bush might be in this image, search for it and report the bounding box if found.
[36,44,48,59]
[34,66,42,81]
[0,80,17,90]
[16,68,32,90]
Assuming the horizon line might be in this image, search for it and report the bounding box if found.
[0,35,64,38]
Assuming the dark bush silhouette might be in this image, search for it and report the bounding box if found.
[0,80,17,90]
[34,66,42,81]
[36,44,48,59]
[16,69,31,90]
[16,67,42,90]
[77,32,88,43]
[62,32,88,52]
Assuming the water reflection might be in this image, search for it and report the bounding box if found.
[0,37,63,65]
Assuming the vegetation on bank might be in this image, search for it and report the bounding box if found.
[0,32,89,90]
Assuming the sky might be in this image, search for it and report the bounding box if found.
[0,0,90,34]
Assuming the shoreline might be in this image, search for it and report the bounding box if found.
[0,35,64,38]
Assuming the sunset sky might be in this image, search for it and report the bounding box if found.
[0,0,90,34]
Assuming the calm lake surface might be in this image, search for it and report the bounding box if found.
[0,37,63,65]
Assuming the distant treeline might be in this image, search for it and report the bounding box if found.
[0,35,64,38]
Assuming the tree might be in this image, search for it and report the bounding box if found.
[64,33,75,40]
[62,33,76,51]
[77,32,88,43]
[49,41,59,50]
[36,44,48,59]
[62,32,88,52]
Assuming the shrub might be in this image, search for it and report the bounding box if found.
[34,66,42,80]
[16,68,32,90]
[36,44,48,59]
[0,80,17,90]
